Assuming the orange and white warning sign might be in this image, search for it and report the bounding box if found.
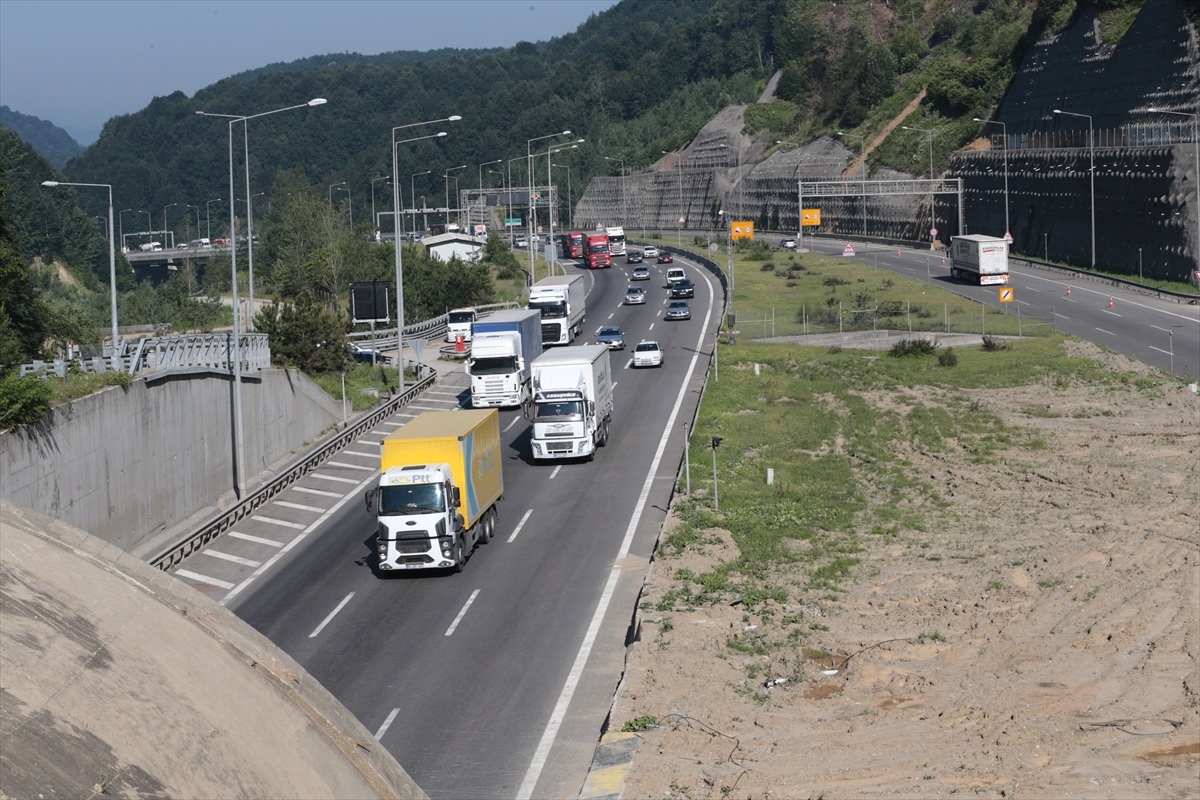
[842,242,856,257]
[802,208,822,227]
[999,288,1013,303]
[731,221,755,241]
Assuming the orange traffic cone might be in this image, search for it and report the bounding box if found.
[941,256,946,266]
[897,247,902,257]
[1108,296,1114,309]
[455,335,465,353]
[1066,285,1071,297]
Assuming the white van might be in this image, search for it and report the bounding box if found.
[666,266,686,286]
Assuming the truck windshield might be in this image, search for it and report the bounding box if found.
[588,243,609,254]
[536,400,583,420]
[470,356,517,375]
[379,483,446,516]
[529,300,567,319]
[448,312,474,324]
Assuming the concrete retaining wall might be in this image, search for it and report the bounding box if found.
[0,368,341,553]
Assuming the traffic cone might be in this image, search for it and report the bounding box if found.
[1066,285,1071,297]
[897,247,902,257]
[941,256,946,266]
[455,335,465,353]
[1108,296,1114,309]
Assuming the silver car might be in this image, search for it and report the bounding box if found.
[595,325,625,350]
[625,285,646,305]
[665,300,691,321]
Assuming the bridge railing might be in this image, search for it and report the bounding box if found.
[347,301,524,345]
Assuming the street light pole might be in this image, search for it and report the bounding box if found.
[187,204,201,240]
[527,131,573,278]
[197,97,327,498]
[710,436,723,511]
[392,117,459,391]
[604,155,627,232]
[370,176,390,236]
[838,132,867,237]
[119,208,134,251]
[328,181,346,210]
[42,181,118,363]
[410,170,432,238]
[974,117,1009,239]
[1054,109,1095,268]
[552,164,572,231]
[1148,108,1200,279]
[663,150,686,247]
[902,125,939,249]
[162,202,178,248]
[444,165,466,225]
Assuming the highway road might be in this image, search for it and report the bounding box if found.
[795,237,1200,380]
[171,253,722,798]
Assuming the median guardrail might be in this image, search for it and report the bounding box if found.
[149,361,436,572]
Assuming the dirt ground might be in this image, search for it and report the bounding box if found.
[616,341,1200,799]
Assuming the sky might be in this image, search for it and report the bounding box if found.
[0,0,619,145]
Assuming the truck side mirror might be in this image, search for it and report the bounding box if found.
[452,486,461,507]
[365,488,377,513]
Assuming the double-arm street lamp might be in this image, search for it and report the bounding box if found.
[552,163,573,231]
[1148,107,1199,277]
[392,116,460,390]
[902,125,940,249]
[186,204,201,239]
[410,170,433,238]
[1053,109,1095,268]
[196,97,327,498]
[541,139,583,270]
[119,208,135,251]
[838,132,868,237]
[974,117,1010,240]
[42,180,118,360]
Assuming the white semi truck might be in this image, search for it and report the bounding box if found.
[528,274,586,346]
[368,409,503,574]
[446,307,477,343]
[605,226,626,256]
[529,344,613,461]
[950,235,1010,285]
[467,308,544,408]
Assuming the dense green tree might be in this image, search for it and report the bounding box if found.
[0,160,46,362]
[254,291,350,372]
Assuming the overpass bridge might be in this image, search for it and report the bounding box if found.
[125,244,230,283]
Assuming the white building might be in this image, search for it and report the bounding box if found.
[422,233,486,263]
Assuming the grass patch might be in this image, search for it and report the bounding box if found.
[309,363,409,412]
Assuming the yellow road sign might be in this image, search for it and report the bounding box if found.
[999,287,1013,303]
[801,208,821,227]
[731,221,755,241]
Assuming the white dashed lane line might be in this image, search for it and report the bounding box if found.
[292,487,342,498]
[504,416,521,432]
[343,450,378,459]
[275,501,326,513]
[203,550,262,568]
[309,592,355,639]
[549,465,562,480]
[312,473,360,484]
[327,461,372,471]
[254,516,305,530]
[176,570,235,590]
[507,509,533,543]
[444,590,481,637]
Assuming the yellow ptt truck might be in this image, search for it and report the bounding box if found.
[367,409,503,574]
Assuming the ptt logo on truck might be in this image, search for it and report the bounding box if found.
[475,446,498,479]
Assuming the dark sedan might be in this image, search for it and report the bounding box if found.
[670,279,695,299]
[626,250,644,264]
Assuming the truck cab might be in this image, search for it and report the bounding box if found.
[605,227,626,256]
[530,345,613,461]
[374,464,464,571]
[446,307,477,343]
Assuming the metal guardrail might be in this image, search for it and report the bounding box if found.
[347,301,522,344]
[149,361,437,572]
[17,333,271,378]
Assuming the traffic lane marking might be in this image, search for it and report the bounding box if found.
[1009,265,1200,322]
[276,501,327,513]
[1149,346,1172,355]
[309,592,355,638]
[327,461,372,471]
[343,450,378,459]
[549,465,562,480]
[1096,327,1116,335]
[312,473,359,484]
[375,708,401,741]
[176,569,235,590]
[254,516,305,530]
[507,509,533,543]
[229,531,284,547]
[1102,310,1122,317]
[293,486,342,498]
[444,589,481,636]
[504,416,522,432]
[204,549,262,568]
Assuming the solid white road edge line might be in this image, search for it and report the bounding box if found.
[308,592,355,638]
[507,509,533,543]
[221,470,380,605]
[375,708,401,741]
[504,416,522,433]
[515,259,716,800]
[445,589,481,636]
[228,531,284,547]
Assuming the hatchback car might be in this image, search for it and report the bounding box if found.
[631,265,651,281]
[626,250,644,264]
[513,235,528,248]
[643,245,659,258]
[657,252,674,264]
[665,300,691,321]
[670,279,695,299]
[781,238,797,249]
[595,326,625,350]
[633,340,664,368]
[625,285,646,305]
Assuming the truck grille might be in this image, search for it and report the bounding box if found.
[541,323,560,342]
[547,441,574,452]
[484,377,505,391]
[396,541,432,555]
[401,555,434,564]
[543,430,574,437]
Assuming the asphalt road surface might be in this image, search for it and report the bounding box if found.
[793,236,1200,380]
[174,253,722,798]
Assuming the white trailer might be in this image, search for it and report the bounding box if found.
[529,344,613,461]
[528,274,586,346]
[950,235,1010,285]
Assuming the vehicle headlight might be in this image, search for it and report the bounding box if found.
[378,522,388,538]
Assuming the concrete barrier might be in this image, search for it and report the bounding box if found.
[0,368,340,554]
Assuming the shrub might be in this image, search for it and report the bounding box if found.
[823,276,850,286]
[938,347,958,367]
[760,262,776,272]
[982,335,1010,352]
[0,371,54,429]
[889,338,940,357]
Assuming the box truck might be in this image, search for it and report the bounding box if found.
[529,344,613,461]
[446,307,477,343]
[468,309,543,408]
[950,235,1010,285]
[368,410,503,573]
[528,274,586,346]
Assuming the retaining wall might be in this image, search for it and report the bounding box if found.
[0,369,341,553]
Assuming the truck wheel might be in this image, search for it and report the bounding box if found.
[599,420,609,447]
[452,535,467,572]
[483,509,496,542]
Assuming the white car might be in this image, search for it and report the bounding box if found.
[633,340,663,368]
[513,235,528,248]
[781,238,797,249]
[643,245,658,258]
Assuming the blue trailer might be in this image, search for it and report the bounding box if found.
[467,309,544,408]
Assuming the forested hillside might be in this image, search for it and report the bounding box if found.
[0,106,85,169]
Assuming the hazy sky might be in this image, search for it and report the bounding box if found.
[0,0,618,145]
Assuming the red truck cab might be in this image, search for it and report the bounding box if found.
[565,232,585,259]
[585,234,611,269]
